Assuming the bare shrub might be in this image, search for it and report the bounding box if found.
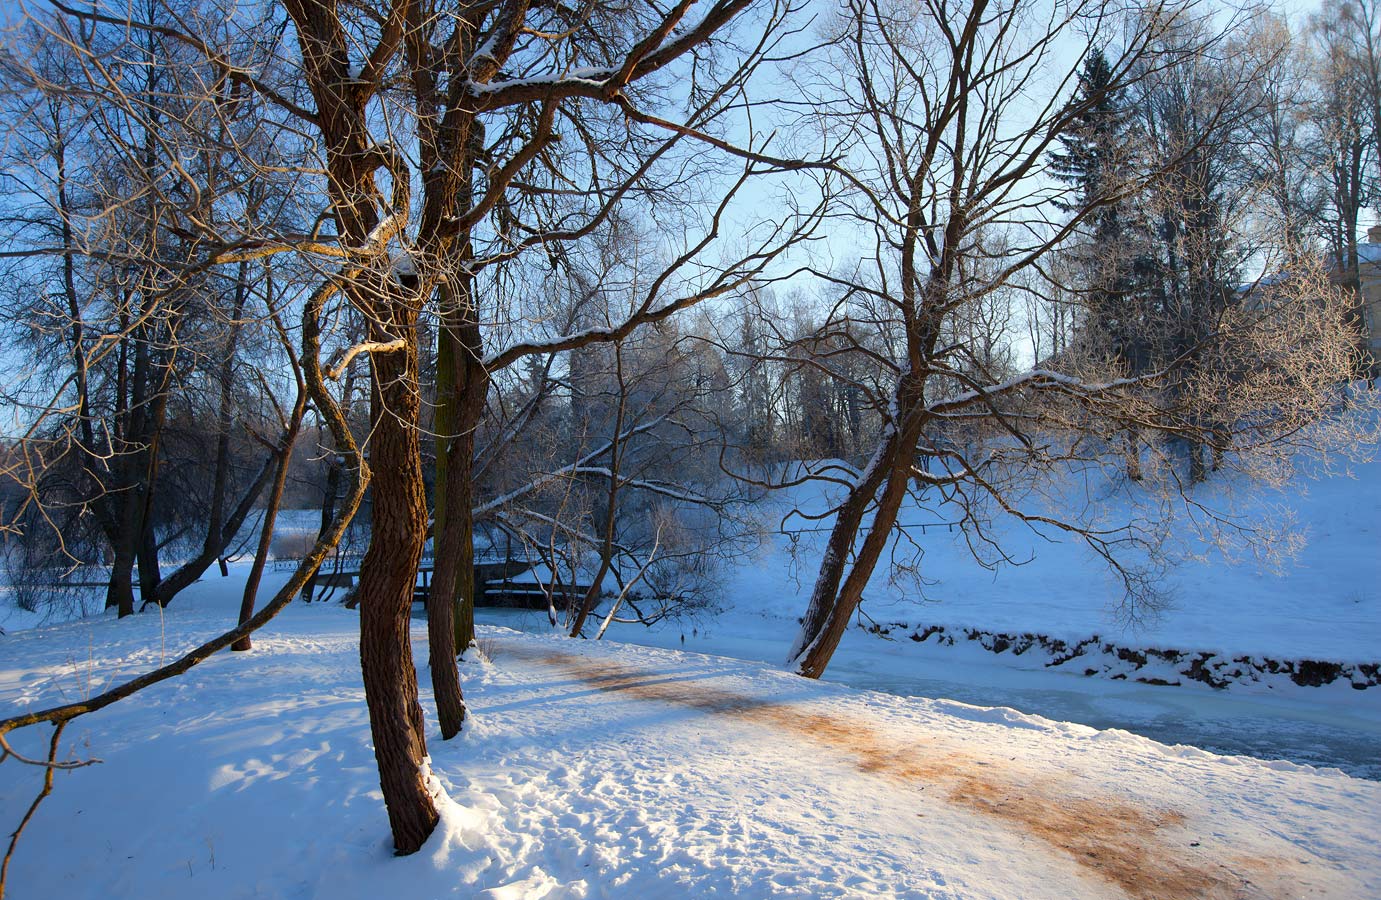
[472,636,500,665]
[0,536,101,621]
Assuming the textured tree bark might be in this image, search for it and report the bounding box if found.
[277,0,758,854]
[425,517,467,738]
[356,320,439,855]
[428,314,466,739]
[425,492,467,738]
[282,7,439,847]
[789,409,922,678]
[427,282,486,738]
[788,115,945,678]
[793,456,916,678]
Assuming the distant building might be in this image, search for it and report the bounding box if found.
[1349,225,1381,365]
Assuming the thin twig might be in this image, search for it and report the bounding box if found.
[1,722,72,899]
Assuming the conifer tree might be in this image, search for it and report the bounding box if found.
[1048,47,1156,378]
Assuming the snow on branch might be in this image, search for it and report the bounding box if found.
[568,467,717,506]
[926,368,1152,416]
[325,338,408,380]
[473,414,676,516]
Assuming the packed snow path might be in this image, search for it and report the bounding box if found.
[502,644,1223,898]
[1,604,1377,898]
[483,637,1374,900]
[476,607,1381,781]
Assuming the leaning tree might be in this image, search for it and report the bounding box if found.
[778,0,1368,678]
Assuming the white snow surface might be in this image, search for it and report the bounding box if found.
[1,588,1379,899]
[715,450,1381,664]
[2,423,1379,896]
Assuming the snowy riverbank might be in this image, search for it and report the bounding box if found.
[2,596,1379,899]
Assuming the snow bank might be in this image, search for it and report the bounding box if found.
[723,445,1381,667]
[891,621,1380,690]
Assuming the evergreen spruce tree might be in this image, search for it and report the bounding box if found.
[1048,48,1154,375]
[1049,47,1159,478]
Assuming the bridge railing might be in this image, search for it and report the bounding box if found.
[272,547,538,573]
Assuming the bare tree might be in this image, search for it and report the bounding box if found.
[1242,14,1325,260]
[414,0,818,747]
[562,329,749,638]
[0,0,820,857]
[0,4,305,615]
[1309,0,1378,374]
[776,0,1364,679]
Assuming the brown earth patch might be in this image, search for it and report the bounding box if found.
[505,644,1293,899]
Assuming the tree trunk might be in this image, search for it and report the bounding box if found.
[309,451,343,603]
[106,445,148,618]
[105,550,136,618]
[356,316,438,855]
[309,363,354,602]
[427,283,486,738]
[233,388,306,652]
[425,501,468,738]
[427,320,465,739]
[135,524,161,608]
[790,359,931,678]
[570,343,628,638]
[1189,440,1208,484]
[1123,430,1142,481]
[133,351,173,610]
[570,554,612,639]
[790,417,917,678]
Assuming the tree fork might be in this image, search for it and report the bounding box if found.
[791,404,925,678]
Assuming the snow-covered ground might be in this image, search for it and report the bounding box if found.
[2,592,1378,899]
[717,449,1381,664]
[478,444,1376,779]
[496,603,1381,781]
[1,427,1377,896]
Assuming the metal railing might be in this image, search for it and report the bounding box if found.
[271,546,537,573]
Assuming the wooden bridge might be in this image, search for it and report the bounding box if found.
[283,553,591,610]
